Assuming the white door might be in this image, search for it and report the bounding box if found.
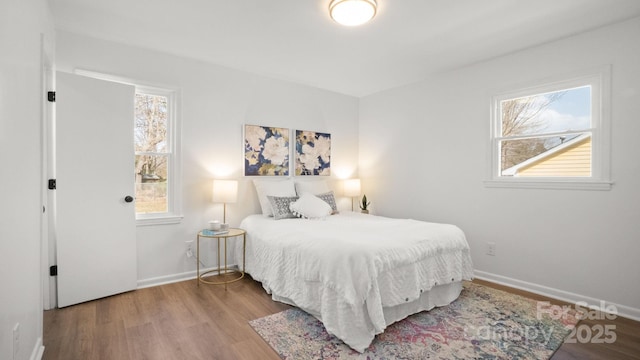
[56,72,137,307]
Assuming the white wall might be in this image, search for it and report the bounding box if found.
[0,0,53,359]
[360,18,640,318]
[56,31,359,285]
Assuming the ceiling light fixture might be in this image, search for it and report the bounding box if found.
[329,0,377,27]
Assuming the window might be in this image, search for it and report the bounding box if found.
[134,86,182,224]
[486,67,611,190]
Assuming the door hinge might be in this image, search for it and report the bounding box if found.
[47,91,55,102]
[48,179,56,190]
[49,265,58,276]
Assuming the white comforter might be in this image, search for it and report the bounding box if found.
[235,212,474,352]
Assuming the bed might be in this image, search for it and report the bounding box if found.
[233,211,474,352]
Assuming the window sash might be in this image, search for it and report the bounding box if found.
[498,85,592,138]
[496,129,594,142]
[498,131,592,177]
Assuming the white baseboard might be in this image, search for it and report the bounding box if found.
[137,264,239,289]
[474,270,640,322]
[136,270,197,289]
[30,337,44,360]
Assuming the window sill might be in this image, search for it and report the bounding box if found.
[483,179,613,191]
[136,214,184,226]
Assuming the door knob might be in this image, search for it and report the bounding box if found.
[124,196,134,203]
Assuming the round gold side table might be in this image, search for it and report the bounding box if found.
[196,228,246,290]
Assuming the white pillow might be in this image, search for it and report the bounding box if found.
[289,193,332,219]
[253,179,296,216]
[294,179,330,195]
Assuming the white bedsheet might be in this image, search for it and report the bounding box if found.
[234,212,474,352]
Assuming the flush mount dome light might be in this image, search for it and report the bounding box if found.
[329,0,377,26]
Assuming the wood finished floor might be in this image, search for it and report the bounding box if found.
[43,276,640,360]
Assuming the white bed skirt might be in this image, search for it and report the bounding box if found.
[380,281,462,325]
[267,281,463,352]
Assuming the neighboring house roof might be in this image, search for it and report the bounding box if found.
[502,133,591,176]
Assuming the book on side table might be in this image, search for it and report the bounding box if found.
[201,229,229,236]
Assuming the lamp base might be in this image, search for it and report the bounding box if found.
[223,203,227,224]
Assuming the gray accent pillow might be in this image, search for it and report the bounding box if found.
[267,195,299,220]
[316,191,338,214]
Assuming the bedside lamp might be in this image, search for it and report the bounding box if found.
[343,179,361,212]
[212,179,238,223]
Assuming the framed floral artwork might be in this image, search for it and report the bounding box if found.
[295,130,331,176]
[244,124,289,176]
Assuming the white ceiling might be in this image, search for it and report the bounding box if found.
[50,0,640,97]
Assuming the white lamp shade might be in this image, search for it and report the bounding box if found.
[212,179,238,203]
[344,179,361,197]
[329,0,377,26]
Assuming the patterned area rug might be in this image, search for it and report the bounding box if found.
[249,282,581,359]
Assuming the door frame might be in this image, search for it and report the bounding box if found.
[41,33,56,310]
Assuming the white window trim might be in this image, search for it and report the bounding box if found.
[134,86,183,225]
[74,69,183,224]
[485,65,613,191]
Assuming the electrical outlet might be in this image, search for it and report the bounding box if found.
[487,242,496,256]
[185,240,194,259]
[13,323,19,360]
